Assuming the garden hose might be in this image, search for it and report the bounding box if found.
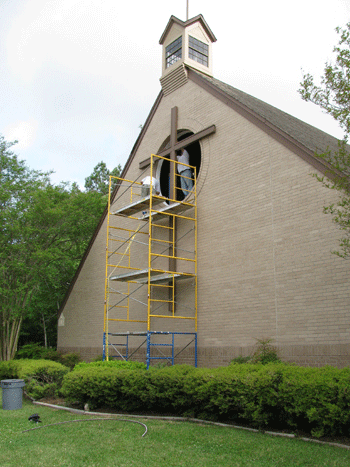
[22,417,148,437]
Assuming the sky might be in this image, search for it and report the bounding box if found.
[1,0,350,188]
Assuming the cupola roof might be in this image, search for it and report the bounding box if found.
[159,14,217,44]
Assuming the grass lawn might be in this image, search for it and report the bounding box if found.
[0,394,349,467]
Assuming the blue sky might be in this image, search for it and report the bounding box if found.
[1,0,349,187]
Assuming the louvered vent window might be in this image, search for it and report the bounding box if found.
[166,36,182,68]
[188,36,208,67]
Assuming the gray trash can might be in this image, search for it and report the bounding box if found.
[1,379,25,410]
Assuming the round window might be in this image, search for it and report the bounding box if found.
[157,130,201,201]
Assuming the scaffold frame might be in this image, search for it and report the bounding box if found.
[103,154,197,367]
[103,331,197,369]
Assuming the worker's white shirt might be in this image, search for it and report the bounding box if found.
[176,150,190,173]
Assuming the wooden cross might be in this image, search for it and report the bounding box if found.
[139,107,215,201]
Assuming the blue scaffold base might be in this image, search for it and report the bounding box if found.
[103,331,197,369]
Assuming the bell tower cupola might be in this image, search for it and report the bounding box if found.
[159,15,216,94]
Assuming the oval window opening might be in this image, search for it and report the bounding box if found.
[158,131,201,202]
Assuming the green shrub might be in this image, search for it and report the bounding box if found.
[57,353,82,370]
[61,362,350,438]
[15,359,69,381]
[0,359,70,400]
[277,365,350,437]
[61,366,145,410]
[15,343,55,360]
[0,361,19,380]
[250,338,281,364]
[74,360,146,371]
[230,339,281,366]
[15,343,82,369]
[61,360,147,410]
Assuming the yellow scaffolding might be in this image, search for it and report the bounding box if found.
[103,154,197,367]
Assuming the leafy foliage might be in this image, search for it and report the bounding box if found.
[0,359,69,399]
[74,360,146,370]
[84,161,122,195]
[0,360,18,380]
[14,343,82,369]
[0,135,108,357]
[299,23,350,258]
[299,23,350,137]
[310,141,350,258]
[250,338,281,364]
[15,343,56,360]
[231,338,281,365]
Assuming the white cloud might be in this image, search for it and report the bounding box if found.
[4,120,38,150]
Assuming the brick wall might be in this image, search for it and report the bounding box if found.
[58,78,350,368]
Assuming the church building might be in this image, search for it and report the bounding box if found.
[57,14,350,368]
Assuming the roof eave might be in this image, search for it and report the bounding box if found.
[159,14,217,45]
[186,68,339,178]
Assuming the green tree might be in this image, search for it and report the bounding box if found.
[299,23,350,138]
[0,136,107,359]
[21,184,107,349]
[84,161,122,195]
[299,23,350,258]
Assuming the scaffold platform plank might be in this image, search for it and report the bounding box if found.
[111,195,167,216]
[107,331,196,336]
[109,268,193,283]
[141,201,194,221]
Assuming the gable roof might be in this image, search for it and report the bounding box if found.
[58,68,344,317]
[206,75,339,153]
[159,14,217,45]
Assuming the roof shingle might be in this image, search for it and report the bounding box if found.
[200,73,343,156]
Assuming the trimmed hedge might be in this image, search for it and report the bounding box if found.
[0,359,70,400]
[15,343,82,369]
[61,363,350,438]
[74,360,146,371]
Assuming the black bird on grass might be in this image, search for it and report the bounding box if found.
[28,414,41,423]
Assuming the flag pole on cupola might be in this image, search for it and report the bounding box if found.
[186,0,189,20]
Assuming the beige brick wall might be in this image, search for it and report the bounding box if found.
[58,78,350,368]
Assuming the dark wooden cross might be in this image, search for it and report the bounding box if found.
[139,106,215,200]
